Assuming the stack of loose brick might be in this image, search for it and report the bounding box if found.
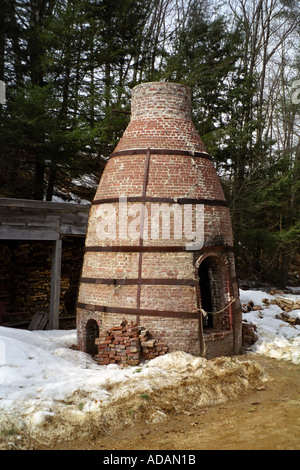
[95,322,141,366]
[242,320,258,349]
[139,328,168,361]
[94,321,168,367]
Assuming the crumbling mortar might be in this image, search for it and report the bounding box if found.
[180,157,203,199]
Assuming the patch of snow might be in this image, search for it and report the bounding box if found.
[0,288,299,448]
[71,174,98,189]
[240,289,300,365]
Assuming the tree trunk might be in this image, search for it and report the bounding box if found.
[46,166,56,201]
[33,158,45,200]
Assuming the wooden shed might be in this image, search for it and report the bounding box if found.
[0,198,89,329]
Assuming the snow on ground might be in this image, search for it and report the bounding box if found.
[0,288,299,449]
[240,289,300,365]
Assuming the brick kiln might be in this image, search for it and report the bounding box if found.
[77,81,242,364]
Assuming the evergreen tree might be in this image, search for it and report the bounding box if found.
[0,0,298,286]
[0,0,102,200]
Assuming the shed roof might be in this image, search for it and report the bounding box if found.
[0,198,89,240]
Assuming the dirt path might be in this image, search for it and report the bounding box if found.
[39,355,300,451]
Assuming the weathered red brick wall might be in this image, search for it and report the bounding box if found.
[77,82,242,361]
[94,154,226,200]
[114,82,205,153]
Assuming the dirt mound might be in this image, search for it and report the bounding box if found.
[0,352,267,449]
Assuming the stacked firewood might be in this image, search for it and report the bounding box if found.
[270,297,300,326]
[0,240,83,318]
[242,294,300,348]
[268,296,300,313]
[243,295,300,327]
[94,321,169,367]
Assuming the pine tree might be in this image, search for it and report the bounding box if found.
[0,0,100,200]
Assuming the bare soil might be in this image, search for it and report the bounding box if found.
[38,354,300,451]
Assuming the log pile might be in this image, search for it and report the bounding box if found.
[271,297,300,326]
[94,321,169,367]
[0,240,84,321]
[242,300,264,312]
[242,296,300,313]
[0,242,52,314]
[269,296,300,313]
[242,294,300,332]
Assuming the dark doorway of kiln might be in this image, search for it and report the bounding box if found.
[198,259,214,328]
[85,319,99,356]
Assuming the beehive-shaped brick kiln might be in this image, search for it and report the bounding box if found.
[77,82,242,363]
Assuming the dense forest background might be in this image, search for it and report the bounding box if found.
[0,0,299,287]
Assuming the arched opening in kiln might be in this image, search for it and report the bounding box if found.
[85,319,99,356]
[198,256,228,330]
[198,259,213,328]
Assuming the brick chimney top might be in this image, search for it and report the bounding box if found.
[131,82,192,121]
[114,81,206,153]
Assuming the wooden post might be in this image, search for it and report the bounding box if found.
[49,239,62,329]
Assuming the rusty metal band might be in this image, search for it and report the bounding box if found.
[136,148,151,321]
[80,277,197,286]
[92,196,228,207]
[77,302,199,320]
[109,148,212,160]
[84,245,234,253]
